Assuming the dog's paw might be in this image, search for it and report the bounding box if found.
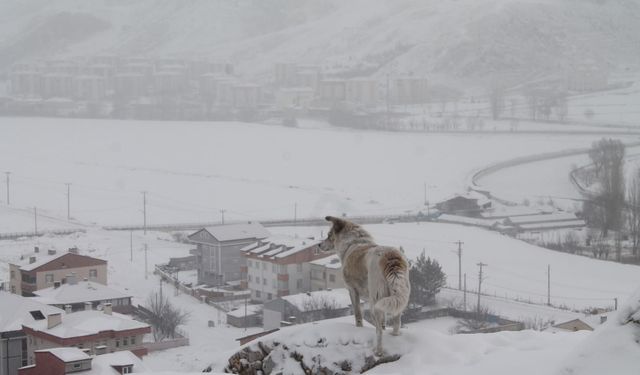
[356,321,363,327]
[374,348,385,357]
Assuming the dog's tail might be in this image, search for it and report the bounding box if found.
[374,250,410,316]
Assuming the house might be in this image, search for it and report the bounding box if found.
[9,249,107,296]
[309,254,344,291]
[550,318,594,332]
[262,288,353,330]
[21,304,151,360]
[226,304,263,328]
[18,348,147,375]
[394,77,428,104]
[435,194,491,216]
[188,223,269,286]
[0,292,63,375]
[32,279,133,314]
[241,236,330,302]
[346,79,378,108]
[317,79,347,105]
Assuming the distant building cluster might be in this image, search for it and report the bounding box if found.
[2,57,431,121]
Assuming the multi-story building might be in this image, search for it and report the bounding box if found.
[18,347,148,375]
[188,223,269,286]
[0,293,62,375]
[9,249,107,297]
[241,236,330,302]
[32,279,133,314]
[309,254,344,291]
[21,304,150,361]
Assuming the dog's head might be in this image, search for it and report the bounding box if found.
[319,216,351,253]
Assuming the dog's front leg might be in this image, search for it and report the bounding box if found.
[349,288,363,327]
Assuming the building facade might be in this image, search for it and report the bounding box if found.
[242,237,331,302]
[188,223,269,286]
[309,254,344,291]
[9,250,107,297]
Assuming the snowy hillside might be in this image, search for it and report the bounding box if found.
[1,0,640,86]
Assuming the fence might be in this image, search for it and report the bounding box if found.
[0,229,86,240]
[403,307,525,334]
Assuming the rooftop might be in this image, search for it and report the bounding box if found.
[89,350,148,374]
[36,347,90,362]
[33,280,131,306]
[0,292,63,332]
[309,254,342,269]
[23,310,149,339]
[281,288,352,311]
[13,250,106,272]
[241,236,320,260]
[192,222,269,242]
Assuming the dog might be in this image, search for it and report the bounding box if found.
[319,216,410,356]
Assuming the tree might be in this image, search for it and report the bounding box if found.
[489,85,505,120]
[585,138,625,236]
[628,169,640,259]
[145,292,190,342]
[409,252,446,307]
[302,294,343,322]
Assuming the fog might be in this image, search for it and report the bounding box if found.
[0,1,639,375]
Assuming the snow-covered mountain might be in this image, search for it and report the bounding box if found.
[1,0,640,88]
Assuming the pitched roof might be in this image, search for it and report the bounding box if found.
[241,236,320,261]
[89,350,148,374]
[16,252,106,272]
[0,292,64,332]
[23,310,149,338]
[33,281,131,305]
[191,223,269,242]
[280,288,352,311]
[36,347,90,362]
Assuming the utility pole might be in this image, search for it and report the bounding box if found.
[614,297,618,310]
[424,182,427,206]
[34,207,38,235]
[130,231,133,262]
[476,262,488,313]
[142,191,147,235]
[463,273,467,311]
[294,203,297,227]
[4,172,10,205]
[547,264,551,306]
[65,183,71,221]
[220,209,226,224]
[159,277,163,301]
[455,241,464,290]
[144,244,148,280]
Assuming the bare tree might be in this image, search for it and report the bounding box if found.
[302,295,343,322]
[145,292,190,342]
[628,169,640,259]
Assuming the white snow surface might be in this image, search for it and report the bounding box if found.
[33,280,131,305]
[37,347,90,362]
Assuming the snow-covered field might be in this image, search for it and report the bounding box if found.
[0,117,630,231]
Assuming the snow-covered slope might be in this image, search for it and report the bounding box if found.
[1,0,639,86]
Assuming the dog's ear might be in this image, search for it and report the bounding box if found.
[325,216,347,233]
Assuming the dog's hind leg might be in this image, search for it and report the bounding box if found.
[349,288,363,327]
[373,308,385,356]
[390,314,401,336]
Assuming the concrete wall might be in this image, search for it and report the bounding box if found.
[0,335,27,375]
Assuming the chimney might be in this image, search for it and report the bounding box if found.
[47,249,56,256]
[600,316,608,324]
[66,273,77,285]
[53,281,61,289]
[103,303,112,315]
[34,246,39,253]
[68,247,78,254]
[64,305,72,314]
[47,313,62,329]
[29,257,36,264]
[84,302,93,311]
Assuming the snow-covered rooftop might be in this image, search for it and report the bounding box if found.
[508,212,579,225]
[241,236,320,261]
[281,288,352,311]
[33,280,131,305]
[89,350,148,374]
[23,310,149,338]
[0,292,64,332]
[37,347,90,362]
[309,254,342,269]
[202,223,269,242]
[227,304,262,318]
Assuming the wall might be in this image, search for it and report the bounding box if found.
[35,264,107,291]
[0,334,27,375]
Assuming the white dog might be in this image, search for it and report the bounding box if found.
[320,216,411,355]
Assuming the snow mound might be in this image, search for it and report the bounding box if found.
[557,288,640,375]
[213,317,404,374]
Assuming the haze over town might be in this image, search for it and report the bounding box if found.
[0,1,639,374]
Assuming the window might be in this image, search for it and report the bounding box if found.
[73,363,81,369]
[263,277,267,285]
[248,275,252,282]
[115,339,120,348]
[45,274,54,284]
[10,270,15,279]
[255,291,261,298]
[89,269,97,278]
[131,336,136,345]
[267,293,272,300]
[123,366,132,374]
[329,274,336,282]
[296,279,303,289]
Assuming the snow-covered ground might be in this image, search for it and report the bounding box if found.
[0,117,630,231]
